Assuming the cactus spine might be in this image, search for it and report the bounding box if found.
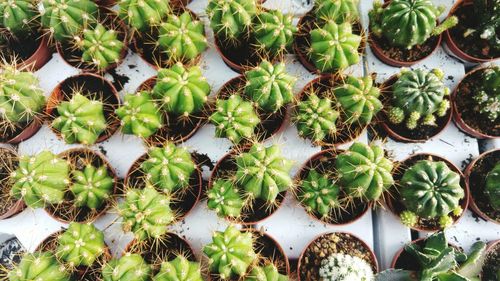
[102,253,151,281]
[56,222,106,267]
[485,162,500,210]
[207,179,244,218]
[78,24,125,71]
[294,93,339,143]
[8,252,70,281]
[247,263,288,281]
[116,91,163,138]
[118,0,170,31]
[0,0,37,35]
[253,9,297,56]
[298,170,340,217]
[319,253,374,281]
[314,0,359,23]
[70,164,114,209]
[474,66,500,122]
[153,255,203,281]
[206,0,257,41]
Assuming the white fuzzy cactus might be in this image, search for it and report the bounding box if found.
[319,253,374,281]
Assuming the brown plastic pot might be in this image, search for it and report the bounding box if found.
[16,35,52,71]
[0,147,25,220]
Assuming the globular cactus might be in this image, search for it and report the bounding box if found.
[298,170,340,217]
[158,11,207,62]
[203,226,257,279]
[118,0,170,31]
[318,253,374,281]
[153,255,203,281]
[0,0,37,35]
[152,63,210,116]
[471,0,500,52]
[116,91,163,138]
[8,252,70,281]
[52,93,107,145]
[485,162,500,210]
[236,143,293,203]
[206,0,257,41]
[314,0,359,23]
[336,142,394,201]
[118,187,174,240]
[309,21,361,72]
[10,151,70,208]
[388,69,450,130]
[0,65,45,125]
[56,222,105,267]
[70,164,114,209]
[140,142,196,193]
[102,253,151,281]
[207,179,244,218]
[247,263,288,281]
[244,60,296,113]
[78,23,125,71]
[210,94,260,144]
[40,0,98,42]
[474,66,500,122]
[294,93,339,143]
[253,9,297,56]
[333,75,382,125]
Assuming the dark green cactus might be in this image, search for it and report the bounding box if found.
[8,252,71,281]
[56,222,106,267]
[314,0,359,23]
[485,162,500,210]
[0,0,37,35]
[298,169,340,218]
[78,23,125,71]
[474,66,500,122]
[294,93,339,143]
[116,91,163,138]
[118,0,170,31]
[70,164,114,209]
[207,179,244,218]
[206,0,257,41]
[152,255,203,281]
[253,9,297,56]
[247,263,288,281]
[102,253,152,281]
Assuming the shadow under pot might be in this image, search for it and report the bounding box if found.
[297,232,378,281]
[294,148,370,225]
[0,33,52,71]
[46,73,121,144]
[465,149,500,224]
[386,153,469,232]
[379,75,452,142]
[482,240,500,280]
[0,148,25,220]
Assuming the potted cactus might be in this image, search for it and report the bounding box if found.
[453,65,500,139]
[253,9,297,59]
[380,68,452,142]
[0,148,23,220]
[152,254,203,281]
[368,0,458,66]
[116,91,164,138]
[7,252,71,281]
[102,253,152,281]
[118,0,170,32]
[297,232,378,281]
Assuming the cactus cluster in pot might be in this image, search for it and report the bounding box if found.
[253,9,297,56]
[313,0,360,24]
[118,0,170,32]
[116,91,163,138]
[102,253,152,281]
[153,255,203,281]
[70,163,114,209]
[473,66,499,123]
[56,222,106,267]
[0,0,38,38]
[7,251,71,281]
[297,169,341,218]
[206,0,257,42]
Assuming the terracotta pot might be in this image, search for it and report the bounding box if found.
[386,153,469,232]
[0,147,25,220]
[481,240,500,279]
[16,35,52,71]
[2,116,44,144]
[0,200,25,220]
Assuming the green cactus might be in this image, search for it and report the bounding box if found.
[294,93,339,143]
[210,94,260,144]
[298,170,340,217]
[203,226,257,279]
[388,69,450,130]
[78,23,125,71]
[207,179,244,218]
[309,21,361,72]
[152,63,210,116]
[333,75,382,125]
[314,0,359,23]
[102,253,152,281]
[118,0,170,31]
[118,186,174,240]
[253,9,297,56]
[70,164,114,209]
[140,142,196,193]
[206,0,257,41]
[474,66,500,122]
[0,0,37,35]
[153,255,203,281]
[116,91,163,138]
[319,253,374,281]
[158,11,207,62]
[8,252,71,281]
[244,60,296,113]
[56,222,105,267]
[485,162,500,210]
[236,143,293,203]
[247,264,288,281]
[40,0,98,42]
[10,151,70,208]
[52,93,107,145]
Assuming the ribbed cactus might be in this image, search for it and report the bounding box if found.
[309,21,361,72]
[471,0,500,52]
[207,179,244,218]
[140,142,196,193]
[319,254,374,281]
[247,264,288,281]
[70,164,114,209]
[206,0,257,40]
[78,23,125,71]
[485,162,500,210]
[118,0,170,31]
[52,93,107,145]
[158,11,207,62]
[336,142,394,201]
[210,94,260,144]
[314,0,359,23]
[334,75,382,125]
[40,0,98,41]
[253,9,297,56]
[236,143,293,203]
[203,226,257,279]
[10,151,70,208]
[153,255,203,281]
[102,253,151,281]
[118,187,174,240]
[474,66,500,122]
[116,91,163,138]
[0,0,37,35]
[298,170,340,217]
[56,222,105,267]
[152,63,210,116]
[294,93,339,143]
[388,69,450,130]
[244,60,296,113]
[0,65,45,125]
[8,252,70,281]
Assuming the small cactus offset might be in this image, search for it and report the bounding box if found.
[70,164,114,209]
[153,63,210,116]
[158,11,208,62]
[319,253,374,281]
[235,143,293,203]
[470,0,500,52]
[207,179,244,218]
[10,151,70,208]
[153,255,203,281]
[253,9,297,56]
[247,263,288,281]
[102,253,151,281]
[210,94,260,144]
[485,162,500,210]
[474,66,500,122]
[118,0,170,31]
[8,252,71,281]
[203,226,257,279]
[294,93,339,143]
[56,222,106,267]
[298,170,340,217]
[206,0,257,41]
[52,93,107,145]
[116,91,163,138]
[0,0,37,35]
[388,69,450,130]
[314,0,359,23]
[244,60,297,113]
[140,142,196,193]
[309,21,362,72]
[78,23,125,71]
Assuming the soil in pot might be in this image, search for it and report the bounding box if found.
[0,148,21,219]
[482,242,500,281]
[0,32,45,65]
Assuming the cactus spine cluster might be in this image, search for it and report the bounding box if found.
[118,0,170,31]
[0,0,37,35]
[253,9,297,56]
[247,263,288,281]
[314,0,360,23]
[485,162,500,210]
[102,253,151,281]
[153,255,203,281]
[56,222,105,267]
[116,91,163,138]
[298,170,340,218]
[78,23,125,71]
[207,179,244,218]
[318,253,374,281]
[294,93,339,143]
[206,0,257,41]
[474,66,500,122]
[70,164,114,209]
[8,252,70,281]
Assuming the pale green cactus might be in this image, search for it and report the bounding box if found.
[78,23,125,71]
[206,0,257,41]
[102,253,152,281]
[207,179,244,218]
[70,164,114,209]
[298,169,340,218]
[319,253,374,281]
[314,0,359,23]
[116,91,163,138]
[294,93,339,143]
[253,9,297,56]
[56,222,106,267]
[118,0,170,31]
[247,263,288,281]
[8,252,71,281]
[474,66,500,123]
[153,255,203,281]
[0,0,37,35]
